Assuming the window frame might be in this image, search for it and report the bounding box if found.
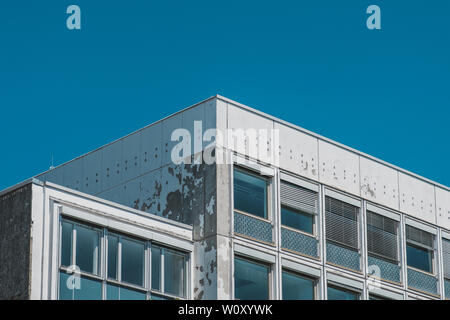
[405,224,436,275]
[405,241,435,275]
[366,210,400,264]
[281,269,317,300]
[325,194,361,252]
[58,216,190,300]
[233,255,272,300]
[233,166,271,222]
[326,283,361,300]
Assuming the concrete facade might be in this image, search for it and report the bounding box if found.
[0,95,449,300]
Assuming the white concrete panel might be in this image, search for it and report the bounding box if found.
[227,104,276,165]
[160,164,183,220]
[162,113,183,166]
[436,187,450,230]
[216,99,227,135]
[122,177,142,210]
[122,132,141,183]
[360,157,399,211]
[140,170,162,216]
[140,122,162,174]
[399,173,436,224]
[83,150,102,195]
[96,183,126,206]
[182,103,208,163]
[318,140,360,196]
[275,123,319,181]
[101,140,123,190]
[62,159,83,191]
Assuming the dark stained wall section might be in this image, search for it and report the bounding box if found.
[0,183,32,299]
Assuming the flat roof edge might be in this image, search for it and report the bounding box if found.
[33,95,218,181]
[216,95,449,191]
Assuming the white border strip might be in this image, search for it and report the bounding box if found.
[327,273,364,290]
[233,155,275,177]
[405,217,437,235]
[234,243,276,264]
[367,203,400,222]
[325,189,361,208]
[280,172,319,193]
[281,258,321,277]
[369,286,404,300]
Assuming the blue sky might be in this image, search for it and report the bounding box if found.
[0,0,449,190]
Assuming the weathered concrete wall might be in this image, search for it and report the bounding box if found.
[221,96,449,228]
[0,183,32,299]
[35,98,217,226]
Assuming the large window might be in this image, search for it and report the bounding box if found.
[325,197,359,249]
[234,257,270,300]
[59,218,188,300]
[282,270,315,300]
[107,233,145,287]
[152,246,187,298]
[327,285,359,300]
[280,181,317,234]
[442,239,450,281]
[366,211,399,262]
[406,225,434,273]
[233,168,268,219]
[325,196,360,271]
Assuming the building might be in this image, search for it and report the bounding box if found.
[1,95,449,300]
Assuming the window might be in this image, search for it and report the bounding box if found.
[234,257,270,300]
[281,206,314,234]
[366,211,399,262]
[325,197,359,249]
[151,245,187,298]
[280,181,317,234]
[76,224,101,275]
[59,218,189,300]
[327,285,359,300]
[325,196,360,271]
[282,270,315,300]
[442,239,450,281]
[233,168,268,219]
[406,225,434,273]
[120,237,145,286]
[60,220,101,275]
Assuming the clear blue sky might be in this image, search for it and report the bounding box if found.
[0,0,449,191]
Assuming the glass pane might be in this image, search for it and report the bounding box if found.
[327,286,358,300]
[164,249,185,297]
[120,287,147,300]
[59,272,73,300]
[121,238,145,286]
[151,293,171,300]
[151,247,161,291]
[407,244,433,273]
[108,235,118,279]
[106,283,146,300]
[281,206,313,234]
[106,283,120,300]
[61,221,73,267]
[282,271,314,300]
[234,257,269,300]
[233,169,267,219]
[75,225,100,275]
[74,276,102,300]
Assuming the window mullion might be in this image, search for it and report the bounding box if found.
[161,248,165,294]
